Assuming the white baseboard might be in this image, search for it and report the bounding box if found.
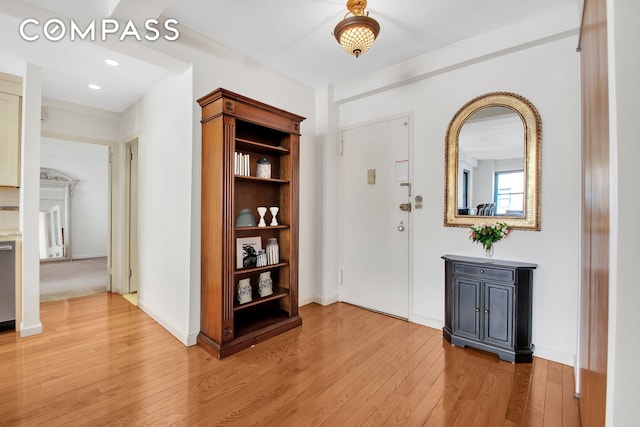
[299,294,338,307]
[299,296,315,307]
[186,333,198,346]
[20,321,43,337]
[315,294,339,306]
[410,314,443,331]
[137,299,191,347]
[531,344,576,366]
[71,253,108,260]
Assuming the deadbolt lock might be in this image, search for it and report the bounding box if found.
[399,203,412,212]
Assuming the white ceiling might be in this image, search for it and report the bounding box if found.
[0,0,579,113]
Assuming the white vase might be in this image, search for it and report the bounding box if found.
[266,238,279,265]
[256,250,267,267]
[236,278,252,304]
[269,206,279,226]
[258,271,273,297]
[257,206,267,227]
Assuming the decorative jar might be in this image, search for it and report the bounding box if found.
[236,278,252,304]
[256,157,271,179]
[258,271,273,297]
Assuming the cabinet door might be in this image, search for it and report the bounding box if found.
[483,282,514,348]
[0,92,20,187]
[453,278,480,340]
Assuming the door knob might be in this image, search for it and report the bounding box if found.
[397,220,405,232]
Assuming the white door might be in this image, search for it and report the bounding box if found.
[340,116,410,319]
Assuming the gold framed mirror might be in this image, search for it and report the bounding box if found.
[444,92,541,230]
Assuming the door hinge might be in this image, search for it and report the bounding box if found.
[130,152,134,161]
[339,270,343,285]
[339,140,344,156]
[129,268,133,278]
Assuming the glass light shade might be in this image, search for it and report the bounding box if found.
[334,15,380,58]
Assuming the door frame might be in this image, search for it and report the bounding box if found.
[124,138,139,294]
[337,112,415,321]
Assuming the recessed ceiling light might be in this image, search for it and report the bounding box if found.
[105,59,119,67]
[88,84,101,90]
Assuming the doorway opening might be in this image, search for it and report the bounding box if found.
[39,138,111,302]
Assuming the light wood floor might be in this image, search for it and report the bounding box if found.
[0,293,581,426]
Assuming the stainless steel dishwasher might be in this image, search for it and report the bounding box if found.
[0,240,16,331]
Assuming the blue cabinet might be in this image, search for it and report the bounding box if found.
[443,254,536,363]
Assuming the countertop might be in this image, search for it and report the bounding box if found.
[0,230,21,239]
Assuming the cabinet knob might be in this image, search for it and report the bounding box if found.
[475,308,480,312]
[480,269,485,273]
[484,309,489,314]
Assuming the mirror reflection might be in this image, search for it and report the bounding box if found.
[457,106,525,217]
[39,186,68,260]
[39,168,77,261]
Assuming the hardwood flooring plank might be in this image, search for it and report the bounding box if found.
[423,349,496,426]
[379,341,447,425]
[562,364,581,427]
[354,332,442,427]
[0,294,582,426]
[505,362,534,425]
[524,357,550,427]
[472,361,517,426]
[543,361,564,427]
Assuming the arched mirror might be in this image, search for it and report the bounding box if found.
[39,168,78,261]
[444,92,541,230]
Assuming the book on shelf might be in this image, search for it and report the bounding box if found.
[234,152,250,176]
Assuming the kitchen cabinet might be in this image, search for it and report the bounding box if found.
[0,86,21,187]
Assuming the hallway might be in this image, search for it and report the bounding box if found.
[39,257,108,302]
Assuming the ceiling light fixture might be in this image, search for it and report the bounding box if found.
[333,0,380,58]
[105,59,119,67]
[88,84,101,90]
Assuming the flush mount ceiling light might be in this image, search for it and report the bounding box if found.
[105,59,119,67]
[333,0,380,58]
[88,84,101,90]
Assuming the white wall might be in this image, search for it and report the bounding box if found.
[119,67,195,344]
[40,137,109,259]
[607,0,640,424]
[325,5,581,365]
[19,63,43,337]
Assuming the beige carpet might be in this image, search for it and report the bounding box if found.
[40,257,109,302]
